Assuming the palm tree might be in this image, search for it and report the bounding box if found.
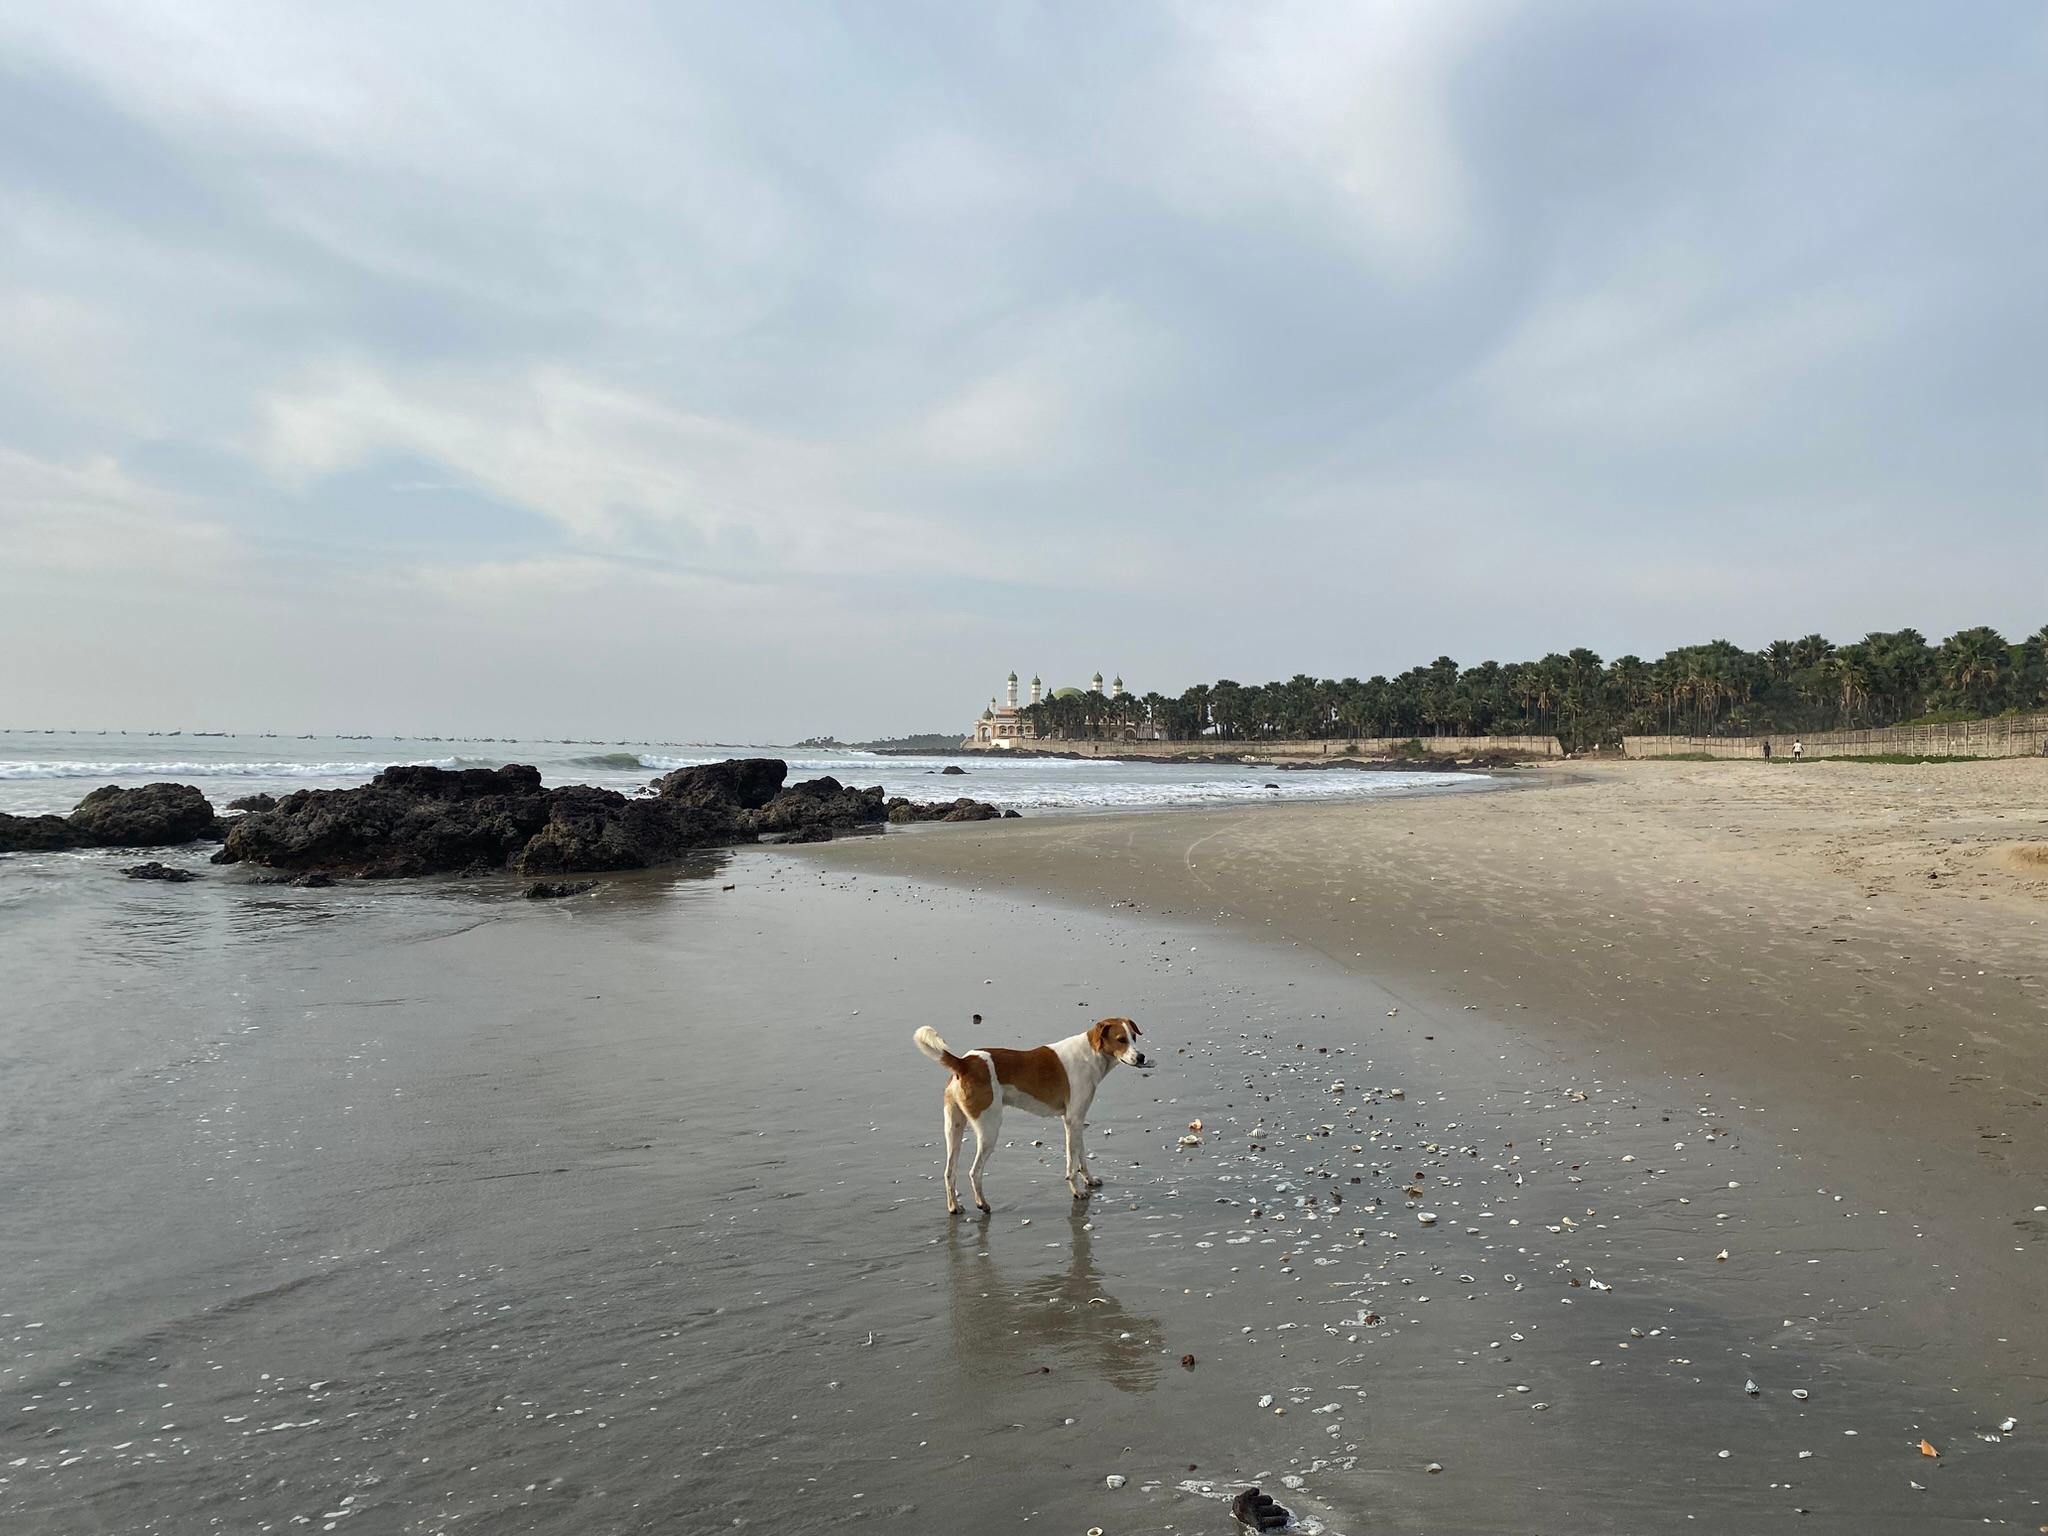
[1937,627,2011,715]
[1824,645,1875,725]
[1791,633,1835,672]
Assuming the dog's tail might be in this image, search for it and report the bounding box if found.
[913,1025,962,1070]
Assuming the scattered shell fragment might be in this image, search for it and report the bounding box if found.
[1106,1474,1126,1489]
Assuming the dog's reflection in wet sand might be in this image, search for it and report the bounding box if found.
[945,1204,1161,1393]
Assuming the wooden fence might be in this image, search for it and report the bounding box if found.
[1623,712,2048,760]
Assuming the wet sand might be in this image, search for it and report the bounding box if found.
[794,757,2048,1527]
[2,760,2044,1534]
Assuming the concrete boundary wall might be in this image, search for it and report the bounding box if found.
[963,734,1560,760]
[1624,712,2048,760]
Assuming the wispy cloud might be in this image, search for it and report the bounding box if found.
[0,1,2041,735]
[0,447,239,576]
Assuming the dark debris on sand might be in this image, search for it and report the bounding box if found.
[524,879,599,900]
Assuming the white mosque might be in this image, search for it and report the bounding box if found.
[966,670,1150,748]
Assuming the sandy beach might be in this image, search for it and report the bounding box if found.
[794,756,2048,1524]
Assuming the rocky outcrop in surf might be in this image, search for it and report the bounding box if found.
[122,861,200,882]
[0,782,225,853]
[885,796,1018,824]
[651,757,787,811]
[205,758,1015,878]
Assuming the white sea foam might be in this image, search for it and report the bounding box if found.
[0,759,460,780]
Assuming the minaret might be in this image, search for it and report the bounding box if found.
[1006,671,1019,709]
[1110,675,1124,699]
[1091,671,1104,694]
[1030,675,1042,705]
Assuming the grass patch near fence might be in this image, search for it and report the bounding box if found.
[1640,750,1999,764]
[1805,752,1986,765]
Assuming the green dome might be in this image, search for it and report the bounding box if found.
[1050,686,1083,700]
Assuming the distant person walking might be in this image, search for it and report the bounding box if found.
[1762,739,1772,760]
[1792,739,1803,761]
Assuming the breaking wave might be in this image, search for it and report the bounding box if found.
[0,758,461,781]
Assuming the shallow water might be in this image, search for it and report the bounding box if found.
[0,729,1491,819]
[1,846,2041,1533]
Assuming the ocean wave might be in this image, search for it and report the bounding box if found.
[0,758,460,781]
[566,751,657,771]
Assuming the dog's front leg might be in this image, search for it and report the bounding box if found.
[1073,1119,1103,1189]
[1062,1116,1088,1199]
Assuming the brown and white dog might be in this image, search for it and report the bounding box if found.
[913,1014,1149,1214]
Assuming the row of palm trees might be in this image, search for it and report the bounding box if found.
[1014,624,2048,750]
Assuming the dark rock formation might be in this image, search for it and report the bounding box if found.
[0,813,76,852]
[650,757,786,812]
[885,795,1009,824]
[123,860,199,882]
[209,758,1016,878]
[746,776,886,835]
[525,879,598,899]
[1,783,224,853]
[515,786,732,875]
[227,792,277,813]
[940,764,967,775]
[215,764,550,877]
[69,783,223,846]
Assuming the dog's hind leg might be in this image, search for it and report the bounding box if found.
[966,1105,1001,1215]
[942,1092,965,1215]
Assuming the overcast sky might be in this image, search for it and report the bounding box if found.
[1,2,2042,740]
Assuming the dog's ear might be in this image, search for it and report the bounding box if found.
[1088,1018,1114,1054]
[1127,1019,1141,1037]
